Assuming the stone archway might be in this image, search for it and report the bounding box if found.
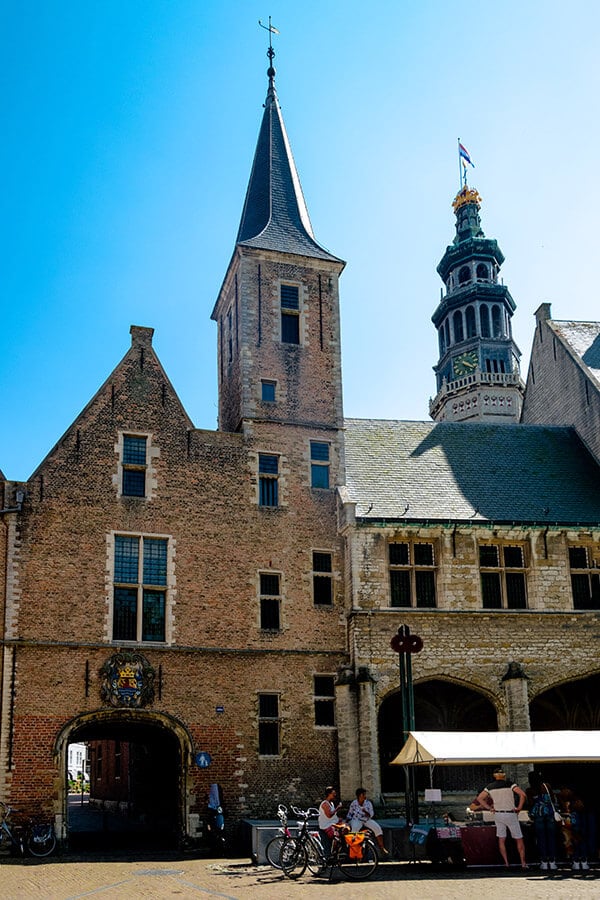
[378,679,498,793]
[54,709,194,850]
[530,672,600,813]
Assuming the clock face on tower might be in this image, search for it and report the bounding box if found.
[453,350,478,376]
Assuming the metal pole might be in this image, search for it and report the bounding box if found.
[391,624,424,827]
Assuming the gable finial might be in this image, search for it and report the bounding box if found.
[258,16,280,98]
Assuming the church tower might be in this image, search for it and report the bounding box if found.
[429,187,524,422]
[212,44,345,443]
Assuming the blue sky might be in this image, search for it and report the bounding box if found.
[2,0,600,481]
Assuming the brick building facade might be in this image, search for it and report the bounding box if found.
[2,56,600,848]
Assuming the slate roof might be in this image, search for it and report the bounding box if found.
[550,320,600,387]
[236,79,342,263]
[343,418,600,524]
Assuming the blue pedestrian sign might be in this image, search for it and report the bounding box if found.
[195,751,212,768]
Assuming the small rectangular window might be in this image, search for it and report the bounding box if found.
[122,435,147,497]
[258,693,280,755]
[569,546,600,610]
[258,454,279,507]
[389,542,409,566]
[260,572,281,630]
[314,675,336,727]
[479,544,527,609]
[313,551,333,605]
[569,546,589,569]
[261,380,276,402]
[388,541,436,608]
[310,442,330,489]
[281,284,300,344]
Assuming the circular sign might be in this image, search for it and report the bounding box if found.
[195,751,212,768]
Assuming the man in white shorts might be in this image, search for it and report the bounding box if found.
[473,766,528,869]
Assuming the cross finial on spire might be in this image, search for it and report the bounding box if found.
[258,16,279,96]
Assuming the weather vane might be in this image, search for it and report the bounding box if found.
[258,16,280,69]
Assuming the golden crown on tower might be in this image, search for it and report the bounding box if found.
[452,186,482,212]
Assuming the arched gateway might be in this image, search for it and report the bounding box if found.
[54,709,194,849]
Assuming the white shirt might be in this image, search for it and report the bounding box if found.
[318,800,339,830]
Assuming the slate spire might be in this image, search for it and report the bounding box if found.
[235,45,340,262]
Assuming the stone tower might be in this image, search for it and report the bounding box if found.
[429,187,524,422]
[211,51,346,451]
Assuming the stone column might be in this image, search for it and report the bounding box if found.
[356,668,382,802]
[335,668,360,801]
[501,661,531,785]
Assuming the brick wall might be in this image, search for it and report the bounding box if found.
[213,249,344,434]
[1,325,346,830]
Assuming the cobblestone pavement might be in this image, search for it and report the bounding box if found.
[1,855,599,900]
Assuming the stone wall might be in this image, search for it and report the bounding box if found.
[522,304,600,464]
[336,520,600,796]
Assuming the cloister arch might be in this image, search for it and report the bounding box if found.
[529,672,600,807]
[378,679,498,793]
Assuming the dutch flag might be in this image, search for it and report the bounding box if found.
[459,142,475,167]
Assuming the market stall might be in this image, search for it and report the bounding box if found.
[391,730,600,866]
[391,730,600,766]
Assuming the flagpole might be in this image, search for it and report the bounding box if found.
[457,138,463,190]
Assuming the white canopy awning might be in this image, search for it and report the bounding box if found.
[391,731,600,766]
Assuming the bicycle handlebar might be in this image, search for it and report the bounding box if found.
[290,805,319,819]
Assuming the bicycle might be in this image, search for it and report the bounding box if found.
[265,805,325,873]
[0,800,57,858]
[280,805,378,881]
[265,805,293,868]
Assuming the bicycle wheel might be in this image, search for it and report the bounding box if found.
[280,838,308,879]
[27,824,56,857]
[336,837,378,880]
[265,834,286,869]
[305,834,326,875]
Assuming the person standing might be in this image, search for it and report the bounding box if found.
[474,766,528,869]
[558,786,589,871]
[526,771,558,871]
[347,787,389,855]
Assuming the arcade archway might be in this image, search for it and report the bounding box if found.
[378,679,498,793]
[530,672,600,809]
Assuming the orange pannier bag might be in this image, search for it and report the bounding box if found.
[344,831,365,859]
